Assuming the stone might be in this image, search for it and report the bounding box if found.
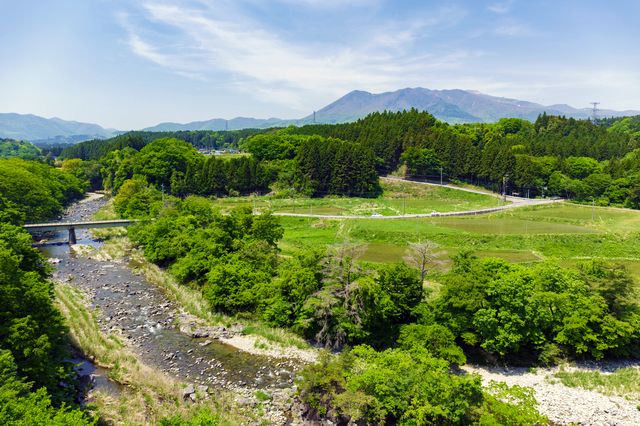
[181,384,195,400]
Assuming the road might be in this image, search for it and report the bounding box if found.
[272,177,562,220]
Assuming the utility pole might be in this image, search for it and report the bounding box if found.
[502,174,509,203]
[440,166,443,185]
[590,102,600,123]
[313,111,316,123]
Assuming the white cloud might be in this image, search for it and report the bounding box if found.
[119,0,474,109]
[494,22,538,37]
[488,0,514,14]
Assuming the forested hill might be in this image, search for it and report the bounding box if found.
[285,110,640,203]
[0,139,42,160]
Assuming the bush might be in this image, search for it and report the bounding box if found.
[435,257,640,362]
[297,346,544,425]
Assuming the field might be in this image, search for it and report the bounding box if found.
[206,179,640,275]
[276,201,640,276]
[211,179,504,216]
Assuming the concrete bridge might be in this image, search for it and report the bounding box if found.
[24,219,139,244]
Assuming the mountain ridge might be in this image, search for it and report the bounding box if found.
[0,112,117,144]
[3,88,639,141]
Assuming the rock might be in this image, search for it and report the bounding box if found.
[230,324,245,334]
[191,329,210,338]
[197,385,209,393]
[182,384,195,400]
[199,339,212,347]
[237,396,257,407]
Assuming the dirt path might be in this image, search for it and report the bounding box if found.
[463,364,640,425]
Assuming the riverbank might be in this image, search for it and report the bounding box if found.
[463,363,640,425]
[87,197,318,363]
[44,193,311,424]
[55,280,246,425]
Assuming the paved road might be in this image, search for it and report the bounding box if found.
[272,178,563,220]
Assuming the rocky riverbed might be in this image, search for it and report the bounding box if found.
[40,194,309,424]
[464,364,640,426]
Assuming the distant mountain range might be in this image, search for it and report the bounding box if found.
[0,113,117,144]
[299,88,640,124]
[2,88,639,142]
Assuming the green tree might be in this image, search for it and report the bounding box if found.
[400,147,442,178]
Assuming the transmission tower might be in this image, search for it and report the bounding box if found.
[590,102,600,123]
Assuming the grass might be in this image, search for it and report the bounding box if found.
[54,282,245,425]
[553,367,640,401]
[211,179,503,216]
[275,202,640,279]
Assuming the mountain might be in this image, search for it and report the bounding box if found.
[143,117,291,132]
[141,88,640,132]
[301,88,640,124]
[0,113,117,143]
[4,89,639,141]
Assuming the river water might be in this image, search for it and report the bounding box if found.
[39,194,299,396]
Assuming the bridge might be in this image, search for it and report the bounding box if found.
[24,219,139,244]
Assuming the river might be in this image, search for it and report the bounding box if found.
[38,194,301,401]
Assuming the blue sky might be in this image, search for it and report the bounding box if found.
[1,0,639,129]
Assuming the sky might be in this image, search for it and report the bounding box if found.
[1,0,639,129]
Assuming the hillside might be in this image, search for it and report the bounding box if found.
[0,113,116,143]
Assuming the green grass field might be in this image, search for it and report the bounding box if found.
[206,180,640,277]
[212,179,504,216]
[276,201,640,277]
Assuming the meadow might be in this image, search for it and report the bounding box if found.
[204,178,640,275]
[276,201,640,276]
[211,178,504,216]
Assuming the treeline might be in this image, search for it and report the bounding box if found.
[289,110,640,206]
[100,135,381,199]
[0,158,85,221]
[60,128,269,161]
[101,138,271,198]
[0,139,42,160]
